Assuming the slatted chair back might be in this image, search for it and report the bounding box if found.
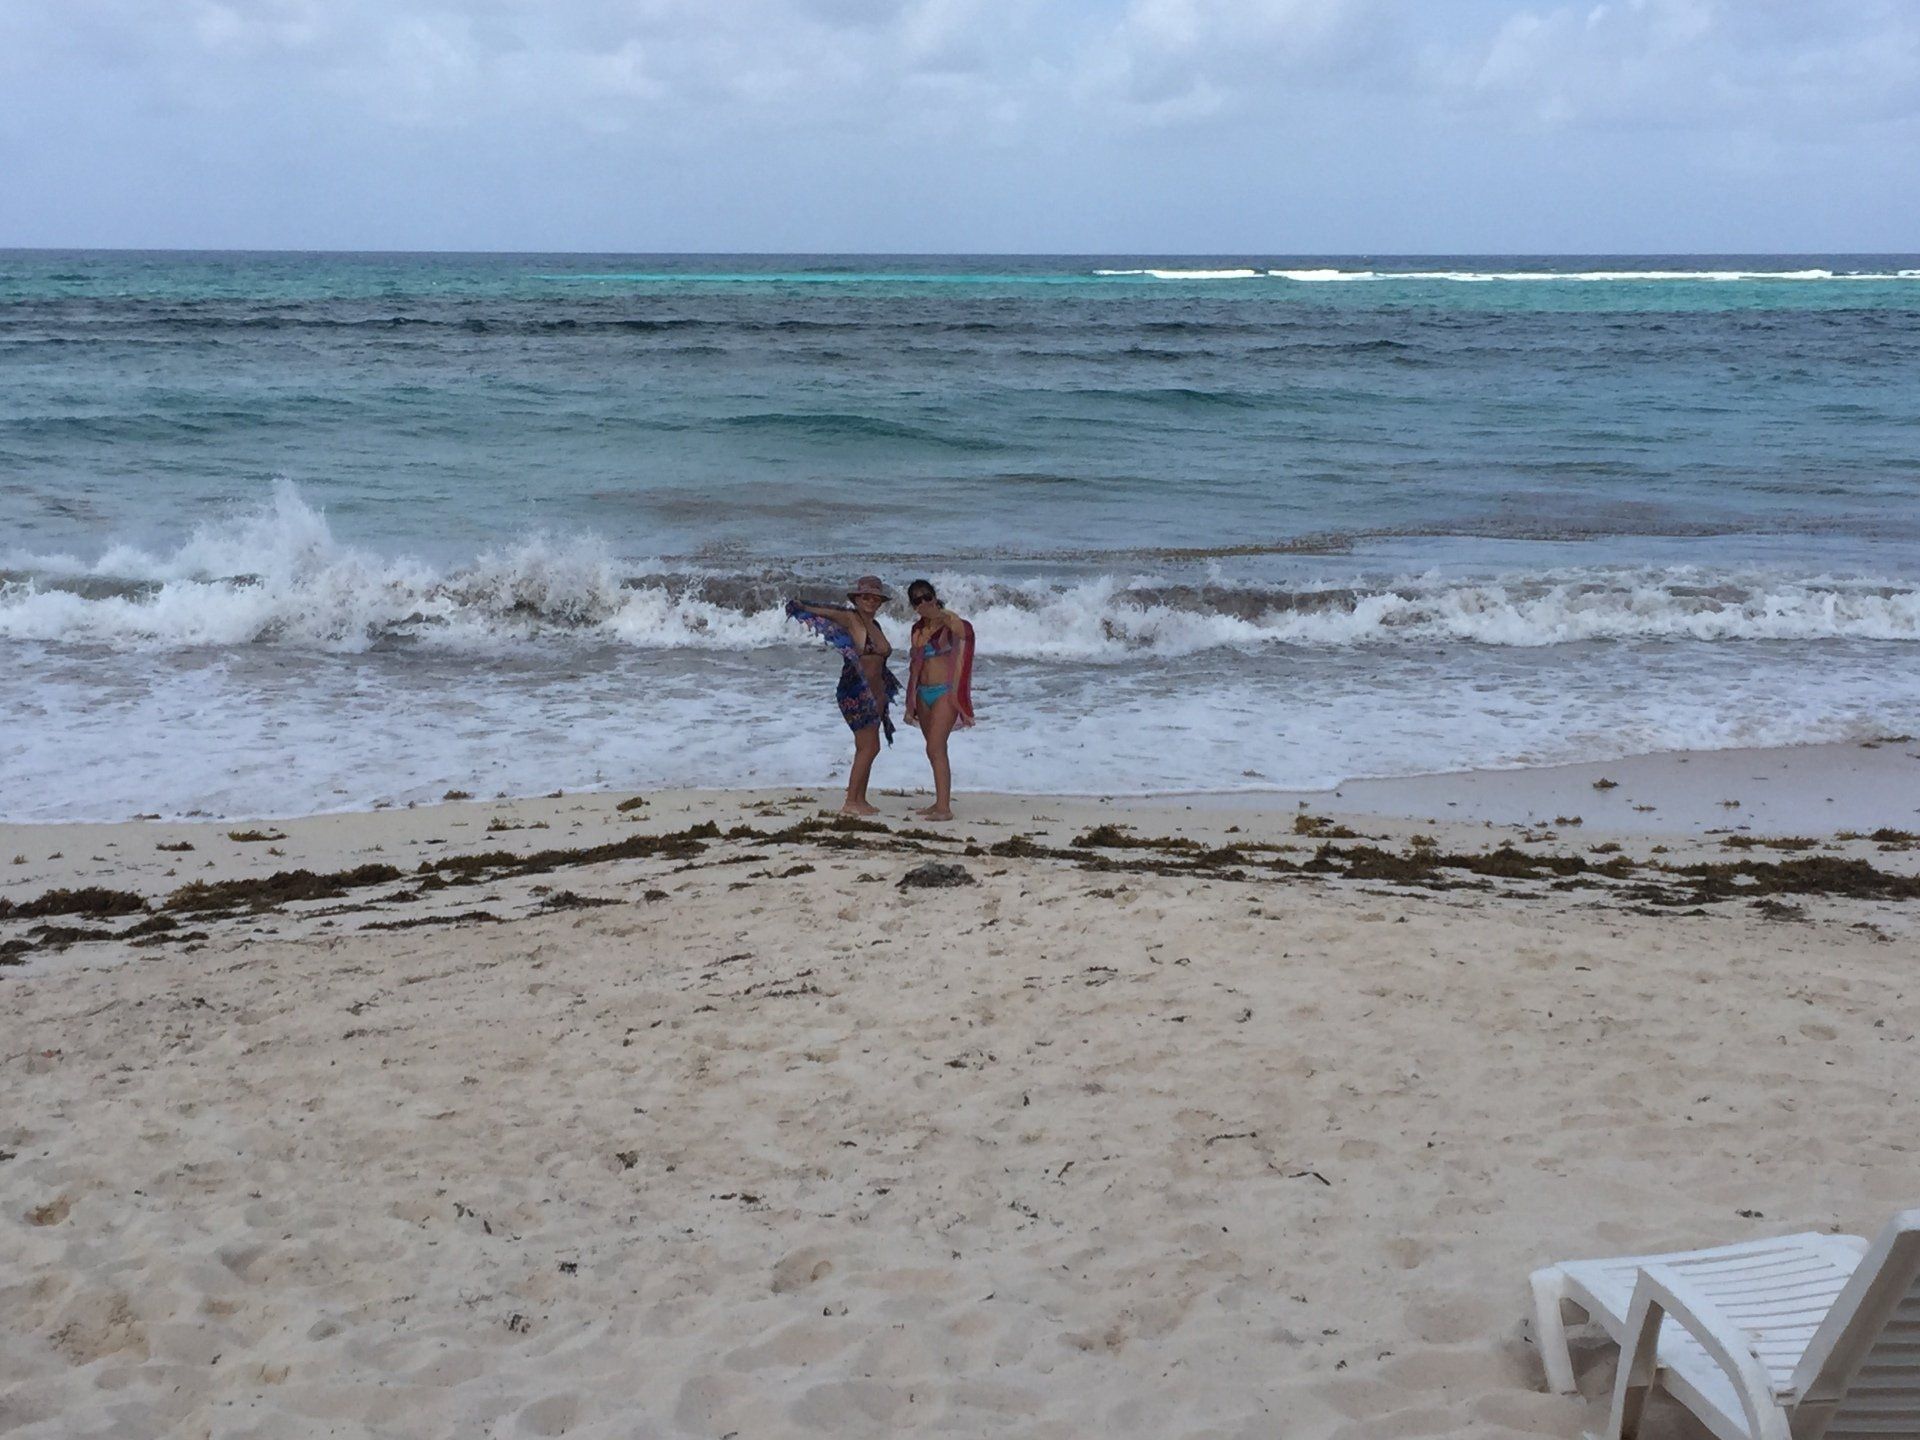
[1789,1210,1920,1440]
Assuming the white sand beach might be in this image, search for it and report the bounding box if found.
[4,747,1919,1438]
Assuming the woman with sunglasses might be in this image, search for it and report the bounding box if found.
[903,578,975,821]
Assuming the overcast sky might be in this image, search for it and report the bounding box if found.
[2,0,1916,252]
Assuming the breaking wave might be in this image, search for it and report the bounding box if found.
[4,483,1919,657]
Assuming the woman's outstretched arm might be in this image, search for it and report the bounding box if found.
[790,599,871,653]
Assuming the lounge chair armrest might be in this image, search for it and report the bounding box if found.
[1605,1263,1791,1440]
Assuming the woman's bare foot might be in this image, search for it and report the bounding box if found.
[841,799,881,816]
[915,805,952,821]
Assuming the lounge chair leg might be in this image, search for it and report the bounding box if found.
[1605,1289,1665,1440]
[1530,1267,1579,1394]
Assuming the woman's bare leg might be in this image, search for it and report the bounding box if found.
[843,725,881,814]
[915,702,956,819]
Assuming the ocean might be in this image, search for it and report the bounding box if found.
[3,251,1918,821]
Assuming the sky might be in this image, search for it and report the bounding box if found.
[1,0,1916,252]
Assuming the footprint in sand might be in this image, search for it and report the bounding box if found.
[771,1247,835,1293]
[516,1394,582,1436]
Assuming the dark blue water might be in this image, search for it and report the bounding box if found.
[3,252,1918,818]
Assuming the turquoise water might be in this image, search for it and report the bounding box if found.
[3,253,1919,819]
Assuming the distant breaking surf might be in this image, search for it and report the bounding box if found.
[1096,267,1920,283]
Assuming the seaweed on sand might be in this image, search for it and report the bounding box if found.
[1071,825,1200,852]
[416,821,724,886]
[1292,815,1360,839]
[361,910,503,932]
[1666,855,1920,903]
[166,863,407,915]
[986,835,1054,859]
[0,887,149,921]
[26,924,118,948]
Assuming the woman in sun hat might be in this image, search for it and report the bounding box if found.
[785,576,899,815]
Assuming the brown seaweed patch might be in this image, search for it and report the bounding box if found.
[1304,845,1462,887]
[1303,842,1619,887]
[361,910,503,932]
[0,887,149,921]
[27,923,118,948]
[413,821,724,886]
[420,849,519,880]
[987,835,1058,859]
[1720,835,1818,852]
[1449,845,1588,880]
[132,928,208,949]
[165,863,406,914]
[227,829,287,843]
[1071,825,1201,852]
[1670,855,1920,902]
[729,816,888,842]
[1293,815,1360,839]
[539,891,619,911]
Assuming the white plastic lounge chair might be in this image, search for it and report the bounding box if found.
[1530,1209,1920,1440]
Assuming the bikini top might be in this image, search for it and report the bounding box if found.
[862,625,890,659]
[920,627,954,659]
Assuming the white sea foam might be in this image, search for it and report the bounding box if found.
[1093,268,1264,280]
[6,621,1917,820]
[6,495,1920,658]
[1266,269,1379,281]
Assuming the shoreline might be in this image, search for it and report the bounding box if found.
[1137,736,1920,836]
[4,736,1915,842]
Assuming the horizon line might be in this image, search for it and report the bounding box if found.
[5,246,1918,260]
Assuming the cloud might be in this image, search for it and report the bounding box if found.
[1070,0,1394,127]
[3,0,1385,136]
[1434,0,1920,132]
[2,0,1917,248]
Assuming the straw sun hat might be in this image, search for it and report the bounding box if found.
[846,575,891,602]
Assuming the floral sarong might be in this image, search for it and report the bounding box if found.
[787,602,899,743]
